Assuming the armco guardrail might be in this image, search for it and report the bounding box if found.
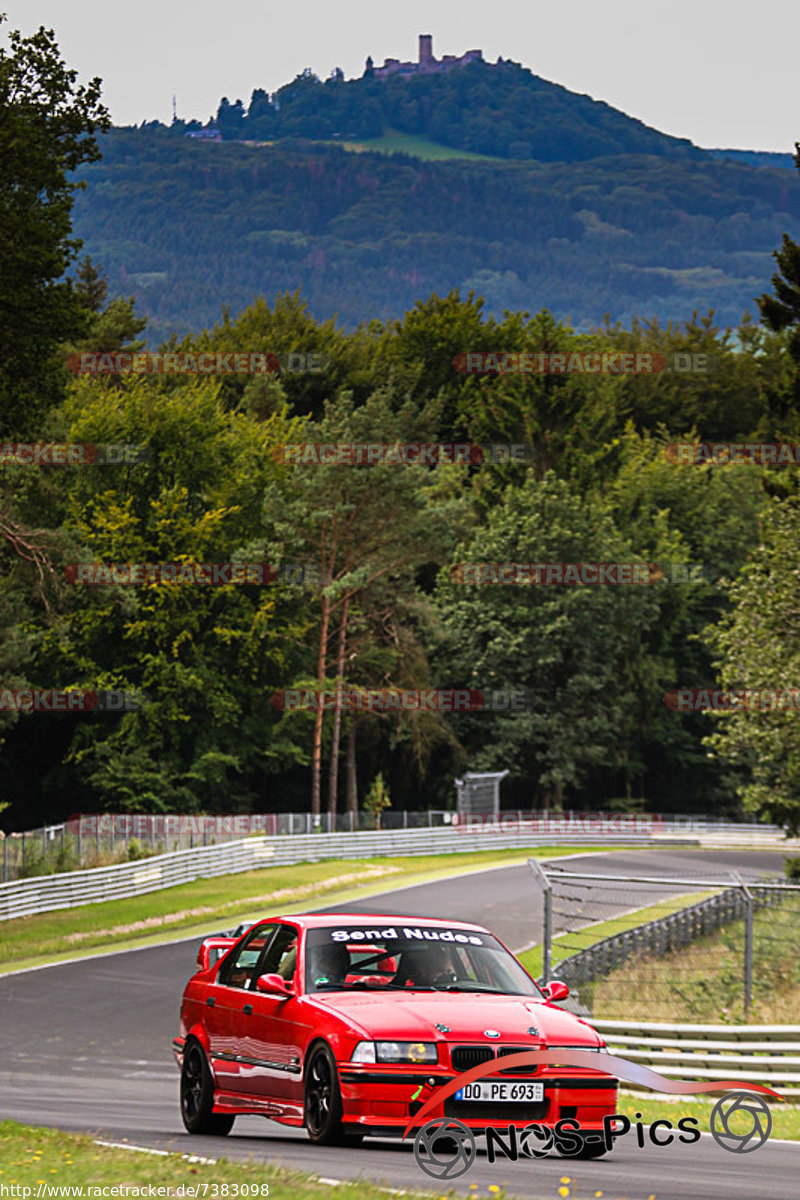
[593,1019,800,1095]
[0,825,673,922]
[555,886,785,994]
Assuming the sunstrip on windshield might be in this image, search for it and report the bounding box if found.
[327,926,486,945]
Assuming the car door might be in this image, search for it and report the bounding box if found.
[208,922,279,1094]
[236,922,305,1105]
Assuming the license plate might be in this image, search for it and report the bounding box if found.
[454,1081,544,1103]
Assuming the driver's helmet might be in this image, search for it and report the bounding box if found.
[399,944,456,986]
[308,942,351,986]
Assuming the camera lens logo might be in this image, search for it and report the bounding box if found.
[413,1118,477,1179]
[710,1092,772,1153]
[518,1122,554,1158]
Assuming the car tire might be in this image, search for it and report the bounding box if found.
[305,1042,350,1145]
[181,1041,235,1136]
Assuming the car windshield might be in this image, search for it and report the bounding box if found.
[304,923,542,996]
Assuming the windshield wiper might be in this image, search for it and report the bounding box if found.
[436,983,509,993]
[382,983,437,991]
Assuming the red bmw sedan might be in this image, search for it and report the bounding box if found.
[174,913,617,1152]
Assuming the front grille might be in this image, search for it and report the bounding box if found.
[451,1046,495,1072]
[450,1045,540,1075]
[498,1046,539,1074]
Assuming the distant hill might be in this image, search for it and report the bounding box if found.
[706,148,795,169]
[207,59,710,165]
[71,127,800,343]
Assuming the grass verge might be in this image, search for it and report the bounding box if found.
[0,1119,414,1195]
[516,892,711,979]
[0,845,625,974]
[616,1094,800,1141]
[588,893,800,1023]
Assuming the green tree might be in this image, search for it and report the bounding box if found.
[37,376,307,812]
[704,498,800,834]
[758,141,800,381]
[435,472,662,809]
[363,771,391,829]
[261,389,462,814]
[0,18,109,437]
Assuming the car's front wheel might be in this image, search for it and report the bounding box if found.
[181,1041,235,1136]
[305,1042,358,1145]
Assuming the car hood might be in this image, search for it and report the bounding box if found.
[310,991,602,1046]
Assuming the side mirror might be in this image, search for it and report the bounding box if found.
[541,979,570,1002]
[256,972,294,997]
[197,937,237,973]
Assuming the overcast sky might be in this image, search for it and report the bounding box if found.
[6,0,798,151]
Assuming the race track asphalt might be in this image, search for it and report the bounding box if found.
[0,848,796,1199]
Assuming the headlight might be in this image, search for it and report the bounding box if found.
[351,1041,438,1064]
[377,1041,438,1063]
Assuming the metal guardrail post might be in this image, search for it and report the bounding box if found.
[527,857,552,984]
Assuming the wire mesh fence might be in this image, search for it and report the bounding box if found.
[538,864,800,1024]
[0,810,458,881]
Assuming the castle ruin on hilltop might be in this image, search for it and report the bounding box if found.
[364,34,500,80]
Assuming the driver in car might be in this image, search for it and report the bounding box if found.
[397,944,460,988]
[308,942,351,988]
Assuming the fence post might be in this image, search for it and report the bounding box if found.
[744,893,754,1018]
[730,872,754,1020]
[2,835,6,883]
[527,858,552,984]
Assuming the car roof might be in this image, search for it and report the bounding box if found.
[270,912,492,933]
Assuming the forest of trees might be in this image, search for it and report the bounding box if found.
[3,20,800,834]
[70,127,800,345]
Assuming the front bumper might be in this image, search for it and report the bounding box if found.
[338,1062,618,1133]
